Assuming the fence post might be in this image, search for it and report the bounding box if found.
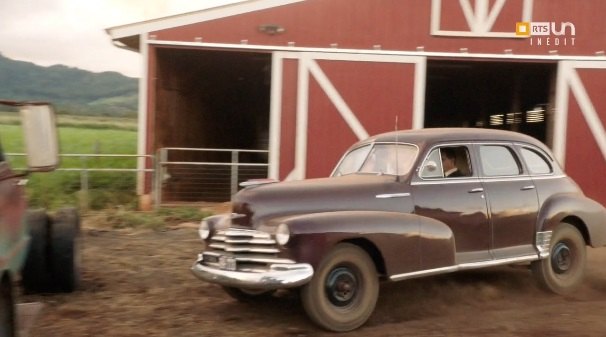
[155,149,167,209]
[230,151,239,198]
[79,156,89,211]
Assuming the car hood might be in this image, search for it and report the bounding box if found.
[231,174,413,229]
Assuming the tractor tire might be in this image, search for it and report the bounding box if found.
[48,208,81,293]
[21,209,52,294]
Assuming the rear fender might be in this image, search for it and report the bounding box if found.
[537,193,606,247]
[269,211,455,277]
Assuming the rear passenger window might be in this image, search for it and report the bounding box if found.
[479,145,521,176]
[521,148,552,174]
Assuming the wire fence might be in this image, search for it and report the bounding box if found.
[7,148,270,209]
[7,153,153,210]
[155,148,269,205]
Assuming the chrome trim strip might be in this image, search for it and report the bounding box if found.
[233,256,296,264]
[457,255,539,269]
[218,229,272,239]
[203,251,295,264]
[212,236,276,245]
[210,235,226,242]
[223,238,277,245]
[389,254,540,281]
[376,193,411,199]
[411,178,480,186]
[530,174,566,180]
[480,176,533,181]
[536,231,553,259]
[208,243,280,254]
[413,175,567,185]
[390,266,458,281]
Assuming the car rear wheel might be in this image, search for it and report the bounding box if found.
[0,275,16,337]
[301,243,379,332]
[531,223,586,294]
[222,287,275,302]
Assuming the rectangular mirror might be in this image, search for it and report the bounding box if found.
[19,104,59,171]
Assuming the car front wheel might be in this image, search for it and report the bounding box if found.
[531,223,586,294]
[301,243,379,332]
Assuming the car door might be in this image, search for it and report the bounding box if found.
[411,144,491,265]
[475,143,539,259]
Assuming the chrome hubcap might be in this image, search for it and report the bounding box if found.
[551,242,572,274]
[325,267,358,307]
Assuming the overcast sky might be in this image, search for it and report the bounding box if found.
[0,0,244,78]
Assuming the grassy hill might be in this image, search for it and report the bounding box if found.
[0,53,138,117]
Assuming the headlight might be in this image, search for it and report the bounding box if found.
[199,219,211,240]
[275,223,290,246]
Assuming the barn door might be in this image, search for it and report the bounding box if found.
[269,52,426,181]
[554,60,606,205]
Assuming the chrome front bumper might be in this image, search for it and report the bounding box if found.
[191,256,314,290]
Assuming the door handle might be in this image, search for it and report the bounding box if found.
[521,185,535,191]
[468,188,484,193]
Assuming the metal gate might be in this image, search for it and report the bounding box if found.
[155,147,269,205]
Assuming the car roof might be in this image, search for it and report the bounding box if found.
[358,128,548,150]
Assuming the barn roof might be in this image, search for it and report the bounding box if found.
[106,0,606,59]
[106,0,302,50]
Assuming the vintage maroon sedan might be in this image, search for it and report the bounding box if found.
[191,128,606,332]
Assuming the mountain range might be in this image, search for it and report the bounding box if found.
[0,53,138,117]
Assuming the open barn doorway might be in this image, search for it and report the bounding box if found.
[424,60,557,145]
[154,48,271,202]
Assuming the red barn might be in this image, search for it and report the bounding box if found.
[106,0,606,206]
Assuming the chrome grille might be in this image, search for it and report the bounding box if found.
[202,227,294,272]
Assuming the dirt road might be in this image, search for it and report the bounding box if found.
[20,226,606,337]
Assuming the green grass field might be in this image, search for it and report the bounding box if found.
[0,113,211,228]
[0,116,139,210]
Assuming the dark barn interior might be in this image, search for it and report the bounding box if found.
[153,48,271,202]
[424,60,557,145]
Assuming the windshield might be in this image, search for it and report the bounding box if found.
[333,143,418,176]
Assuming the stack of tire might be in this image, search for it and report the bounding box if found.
[0,208,81,337]
[21,208,81,293]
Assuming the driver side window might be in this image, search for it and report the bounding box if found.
[420,148,443,178]
[420,146,472,179]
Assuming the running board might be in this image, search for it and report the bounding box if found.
[389,254,540,282]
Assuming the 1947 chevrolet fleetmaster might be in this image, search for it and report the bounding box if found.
[191,128,606,332]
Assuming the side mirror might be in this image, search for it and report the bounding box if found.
[19,104,59,171]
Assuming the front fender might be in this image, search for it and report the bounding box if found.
[264,211,455,278]
[537,193,606,247]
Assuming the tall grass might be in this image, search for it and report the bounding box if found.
[0,120,138,210]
